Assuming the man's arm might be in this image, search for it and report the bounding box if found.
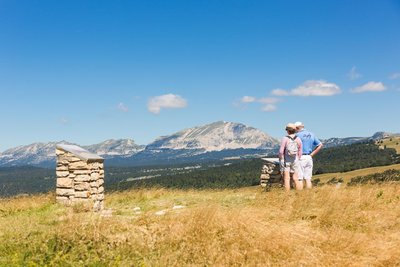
[310,143,323,157]
[297,138,303,159]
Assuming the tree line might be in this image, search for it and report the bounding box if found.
[111,141,399,191]
[313,141,398,174]
[0,141,398,196]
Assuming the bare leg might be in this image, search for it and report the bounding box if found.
[295,161,304,190]
[305,179,312,189]
[284,171,291,191]
[293,173,303,190]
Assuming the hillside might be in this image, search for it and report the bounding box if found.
[377,136,400,153]
[1,184,399,266]
[313,141,398,174]
[313,163,400,184]
[1,140,398,197]
[146,121,279,151]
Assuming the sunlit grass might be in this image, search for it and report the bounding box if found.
[378,136,400,153]
[314,163,400,183]
[1,181,400,266]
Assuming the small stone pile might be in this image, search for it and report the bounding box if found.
[260,158,282,189]
[56,144,105,211]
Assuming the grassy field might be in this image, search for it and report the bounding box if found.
[378,136,400,153]
[1,177,400,266]
[314,163,400,183]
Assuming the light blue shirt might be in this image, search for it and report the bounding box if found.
[296,129,321,155]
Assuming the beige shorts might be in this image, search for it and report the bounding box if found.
[281,160,300,174]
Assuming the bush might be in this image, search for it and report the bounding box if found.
[348,169,400,186]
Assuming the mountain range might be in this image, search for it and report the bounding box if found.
[0,139,145,168]
[0,121,396,168]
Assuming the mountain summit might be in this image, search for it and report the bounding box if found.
[146,121,279,152]
[85,139,145,157]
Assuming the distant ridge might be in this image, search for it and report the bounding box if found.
[146,121,279,152]
[85,139,145,157]
[0,139,143,168]
[321,131,398,148]
[0,121,397,168]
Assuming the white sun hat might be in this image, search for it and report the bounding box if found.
[294,121,304,127]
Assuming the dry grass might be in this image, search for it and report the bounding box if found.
[1,183,400,266]
[378,136,400,153]
[314,163,400,183]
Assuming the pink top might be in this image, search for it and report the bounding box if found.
[279,134,303,160]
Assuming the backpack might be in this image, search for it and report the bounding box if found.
[285,135,298,157]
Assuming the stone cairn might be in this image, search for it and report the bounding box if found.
[260,158,282,189]
[56,144,105,211]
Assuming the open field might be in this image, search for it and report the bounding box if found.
[378,136,400,154]
[314,163,400,183]
[1,181,400,266]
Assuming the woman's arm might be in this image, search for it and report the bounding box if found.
[279,137,287,160]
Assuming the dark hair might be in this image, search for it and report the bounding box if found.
[286,128,295,134]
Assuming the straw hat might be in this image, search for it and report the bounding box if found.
[285,123,296,131]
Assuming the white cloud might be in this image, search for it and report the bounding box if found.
[59,117,69,124]
[258,97,280,104]
[261,104,277,112]
[237,96,280,111]
[389,72,400,80]
[271,89,289,96]
[271,80,341,97]
[117,102,129,112]
[291,80,341,96]
[240,96,256,103]
[350,81,386,93]
[347,66,362,80]
[148,94,187,114]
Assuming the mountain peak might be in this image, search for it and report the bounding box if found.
[147,121,279,152]
[371,132,394,140]
[85,139,145,157]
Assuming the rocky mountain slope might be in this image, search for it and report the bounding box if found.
[0,139,143,168]
[0,121,397,168]
[146,121,279,152]
[84,139,145,157]
[321,131,395,148]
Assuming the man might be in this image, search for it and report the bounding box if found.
[295,121,323,189]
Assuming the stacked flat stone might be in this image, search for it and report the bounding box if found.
[260,158,282,188]
[56,144,105,211]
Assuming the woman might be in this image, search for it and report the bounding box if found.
[279,123,303,191]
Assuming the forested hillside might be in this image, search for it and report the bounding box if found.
[111,141,399,191]
[0,141,398,197]
[313,141,398,174]
[0,167,54,197]
[108,159,261,191]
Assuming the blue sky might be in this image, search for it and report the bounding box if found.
[1,0,400,150]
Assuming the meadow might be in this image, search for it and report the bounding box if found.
[378,136,400,153]
[1,174,399,266]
